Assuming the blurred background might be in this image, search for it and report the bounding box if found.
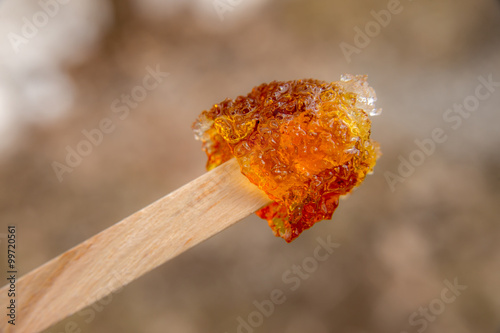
[1,0,499,332]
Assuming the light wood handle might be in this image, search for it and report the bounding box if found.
[0,159,272,333]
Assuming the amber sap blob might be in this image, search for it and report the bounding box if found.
[193,75,381,242]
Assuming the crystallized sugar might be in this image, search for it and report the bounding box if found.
[193,76,381,242]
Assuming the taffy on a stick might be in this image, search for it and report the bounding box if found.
[0,74,380,332]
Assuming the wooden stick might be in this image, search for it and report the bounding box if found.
[0,159,272,333]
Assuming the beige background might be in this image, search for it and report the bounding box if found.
[0,0,499,332]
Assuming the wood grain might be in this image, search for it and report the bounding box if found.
[0,159,272,333]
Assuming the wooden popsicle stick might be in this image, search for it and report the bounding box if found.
[0,158,272,333]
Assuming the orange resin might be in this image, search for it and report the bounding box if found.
[193,75,381,242]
